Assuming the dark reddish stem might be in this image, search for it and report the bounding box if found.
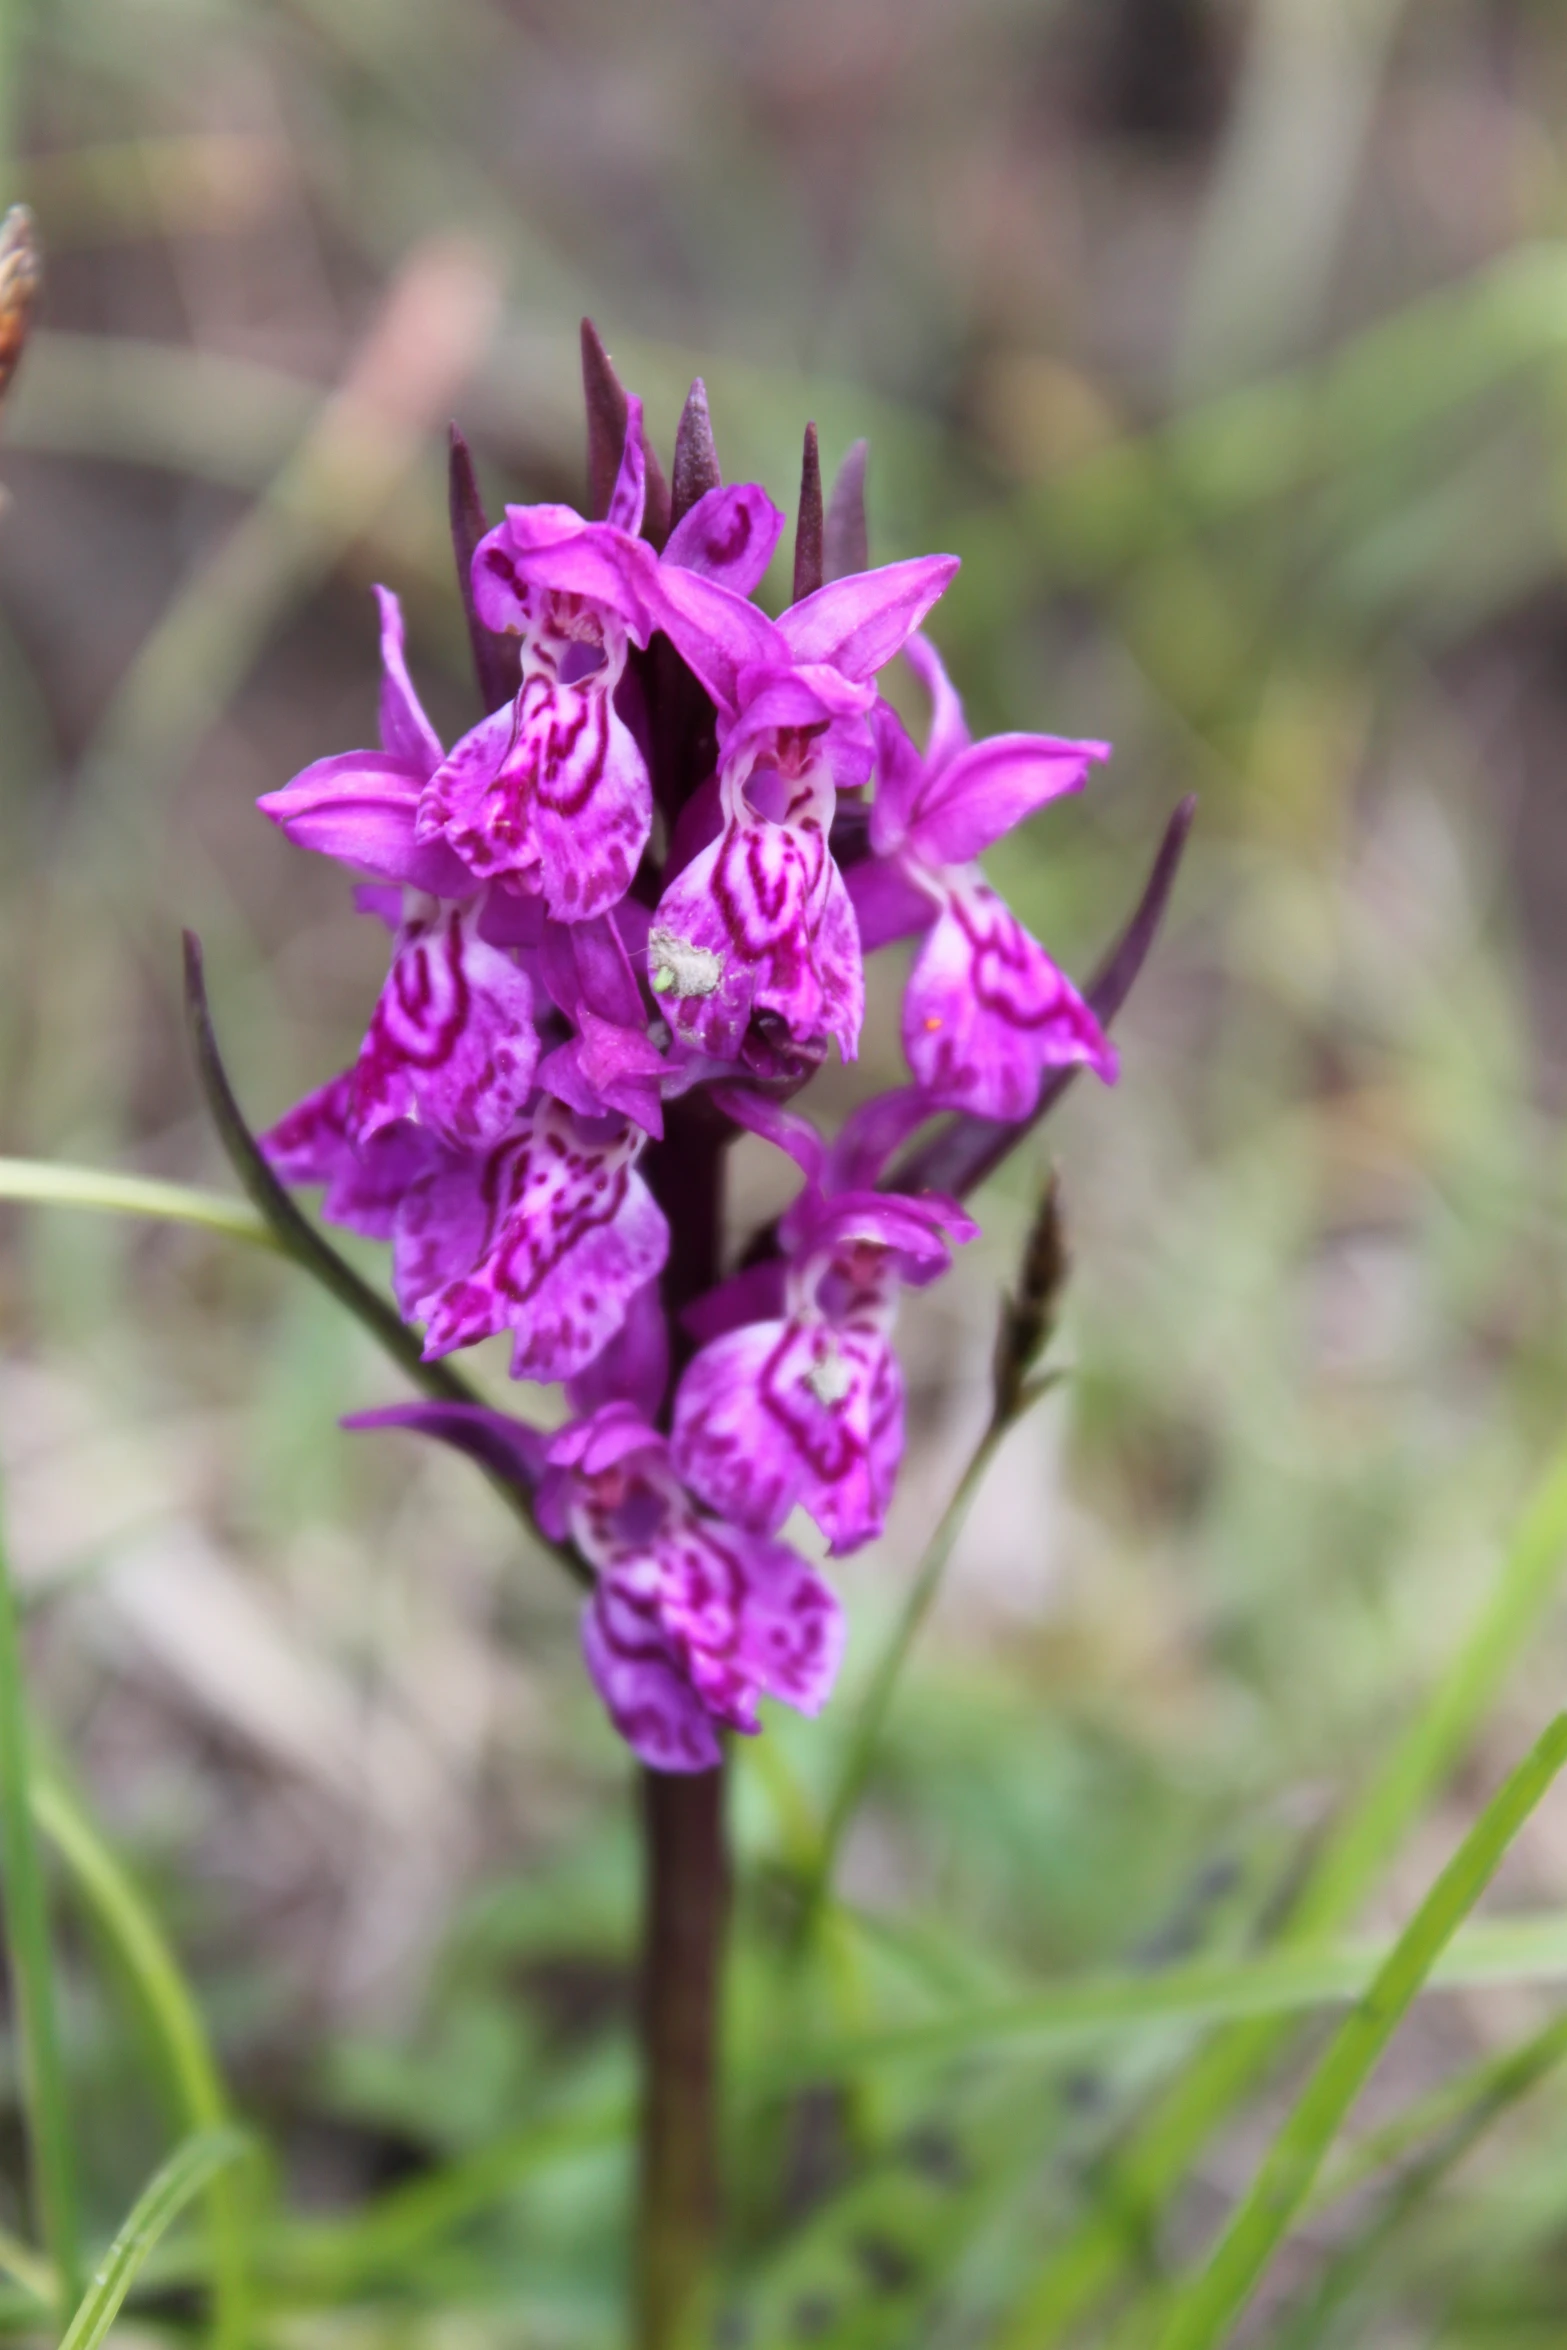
[635,1094,733,2350]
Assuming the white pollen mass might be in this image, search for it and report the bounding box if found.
[803,1346,854,1407]
[648,927,725,999]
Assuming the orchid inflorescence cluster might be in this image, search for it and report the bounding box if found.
[256,332,1148,1774]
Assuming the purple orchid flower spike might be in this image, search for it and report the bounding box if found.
[853,633,1118,1121]
[241,352,1187,1802]
[670,1086,976,1554]
[541,1404,844,1771]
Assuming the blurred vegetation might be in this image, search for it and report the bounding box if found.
[8,0,1567,2341]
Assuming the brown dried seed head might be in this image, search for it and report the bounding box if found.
[0,206,41,409]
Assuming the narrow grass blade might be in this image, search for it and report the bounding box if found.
[0,1474,81,2323]
[31,1773,248,2348]
[58,2126,254,2350]
[0,1158,273,1247]
[1155,1711,1567,2350]
[0,2221,54,2307]
[741,1909,1567,2091]
[997,1423,1567,2349]
[1271,2010,1567,2350]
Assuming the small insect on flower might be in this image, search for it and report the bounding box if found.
[0,206,40,412]
[648,927,725,999]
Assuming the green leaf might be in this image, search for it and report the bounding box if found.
[31,1773,248,2350]
[57,2127,255,2350]
[0,1471,81,2323]
[0,1156,274,1247]
[1154,1710,1567,2350]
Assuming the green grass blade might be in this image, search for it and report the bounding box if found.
[0,2220,56,2308]
[1309,2008,1567,2219]
[739,1910,1567,2089]
[1270,2010,1567,2350]
[996,1424,1567,2349]
[1154,1710,1567,2350]
[0,1473,81,2324]
[0,1157,274,1247]
[58,2127,254,2350]
[32,1775,248,2350]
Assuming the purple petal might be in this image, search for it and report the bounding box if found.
[351,901,539,1150]
[476,520,663,643]
[902,632,970,777]
[708,1086,827,1185]
[822,1087,944,1194]
[646,564,789,710]
[902,733,1109,868]
[652,818,863,1063]
[373,586,443,774]
[537,1008,668,1137]
[663,483,785,596]
[654,1517,845,1718]
[566,1278,670,1421]
[673,1319,902,1554]
[549,1399,662,1477]
[541,912,646,1031]
[717,663,875,776]
[343,1399,549,1488]
[262,1074,443,1241]
[779,555,960,683]
[605,395,648,535]
[419,681,652,919]
[406,1105,670,1383]
[904,879,1117,1121]
[583,1585,723,1772]
[844,851,936,951]
[352,883,404,930]
[260,751,476,895]
[867,700,930,858]
[682,1258,789,1346]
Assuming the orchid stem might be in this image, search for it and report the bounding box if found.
[636,1762,729,2350]
[636,1096,734,2349]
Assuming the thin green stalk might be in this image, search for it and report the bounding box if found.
[802,1176,1068,1919]
[58,2127,253,2350]
[32,1772,247,2350]
[0,1156,273,1248]
[1156,1711,1567,2350]
[0,1471,80,2325]
[805,1413,1010,1913]
[998,1422,1567,2349]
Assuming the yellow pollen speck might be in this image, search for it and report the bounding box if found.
[923,1015,942,1031]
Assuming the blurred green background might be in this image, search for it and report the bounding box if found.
[9,0,1567,2342]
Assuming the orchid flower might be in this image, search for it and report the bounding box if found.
[248,345,1172,1771]
[852,635,1117,1120]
